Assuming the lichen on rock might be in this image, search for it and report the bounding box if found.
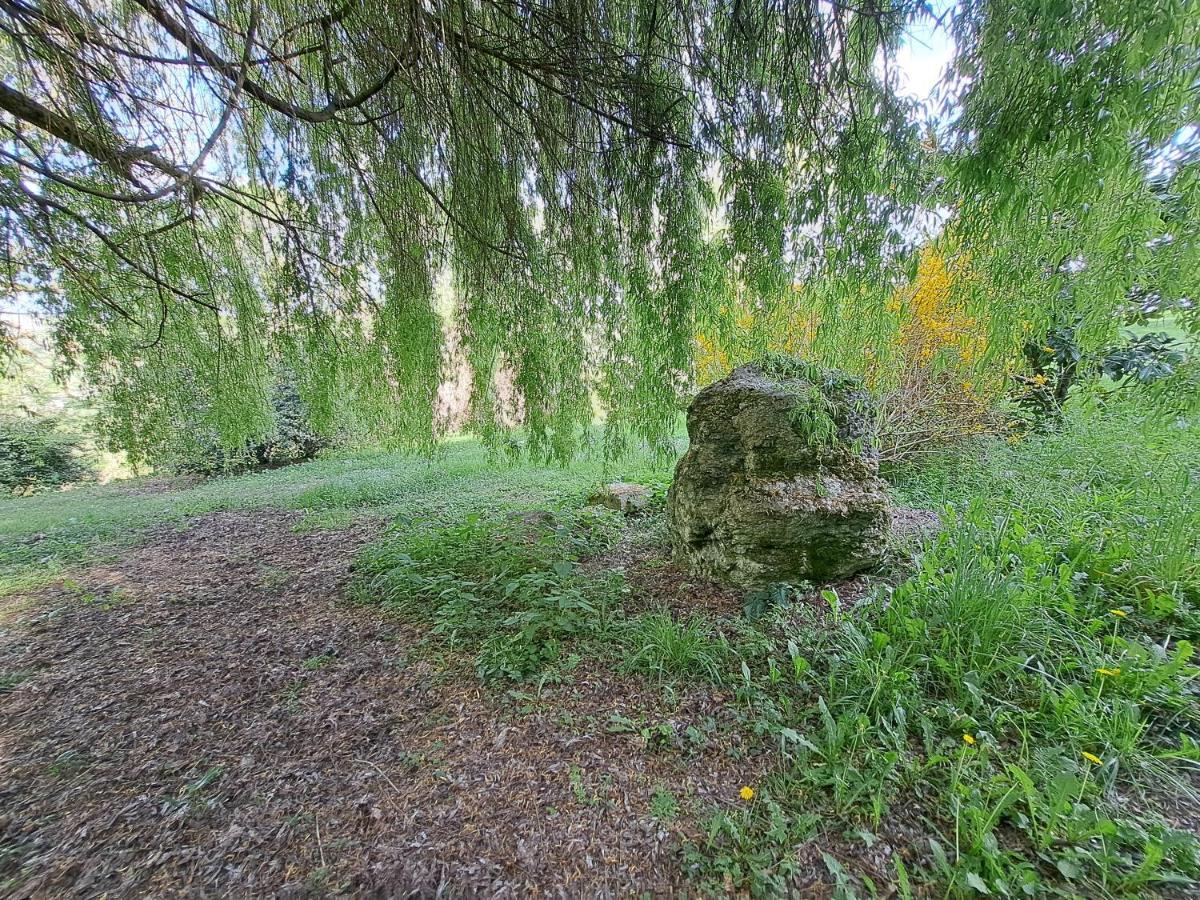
[666,356,890,586]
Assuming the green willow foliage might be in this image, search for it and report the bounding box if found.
[944,1,1200,368]
[0,0,1196,462]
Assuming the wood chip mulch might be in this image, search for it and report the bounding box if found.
[0,509,771,898]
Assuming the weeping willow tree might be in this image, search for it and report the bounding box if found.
[0,0,1196,463]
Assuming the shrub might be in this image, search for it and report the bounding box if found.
[169,377,328,475]
[873,248,1003,461]
[0,417,91,494]
[1014,324,1192,429]
[1101,331,1187,386]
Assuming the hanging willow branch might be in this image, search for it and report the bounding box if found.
[0,0,1195,462]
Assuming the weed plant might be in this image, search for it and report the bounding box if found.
[355,508,627,682]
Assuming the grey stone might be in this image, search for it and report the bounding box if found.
[667,359,890,586]
[588,482,651,515]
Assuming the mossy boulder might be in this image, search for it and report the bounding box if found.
[666,358,889,586]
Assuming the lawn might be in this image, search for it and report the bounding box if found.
[0,435,675,599]
[2,397,1198,896]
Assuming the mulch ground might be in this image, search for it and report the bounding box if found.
[0,509,773,898]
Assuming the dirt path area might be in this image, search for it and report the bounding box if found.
[0,510,759,897]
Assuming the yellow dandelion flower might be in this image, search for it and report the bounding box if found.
[739,786,755,801]
[1109,609,1127,618]
[962,733,976,746]
[1096,667,1121,677]
[1082,752,1103,765]
[1043,345,1055,353]
[1032,374,1049,386]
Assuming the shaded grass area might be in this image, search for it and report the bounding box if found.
[0,437,675,598]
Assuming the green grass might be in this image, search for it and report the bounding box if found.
[0,435,675,597]
[621,613,734,683]
[353,506,630,682]
[891,399,1200,609]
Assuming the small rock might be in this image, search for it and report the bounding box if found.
[588,482,651,515]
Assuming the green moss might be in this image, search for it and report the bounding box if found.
[758,352,828,385]
[758,352,863,394]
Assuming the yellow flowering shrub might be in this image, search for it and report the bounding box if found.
[890,249,985,368]
[873,247,1004,461]
[695,294,817,386]
[693,247,1004,462]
